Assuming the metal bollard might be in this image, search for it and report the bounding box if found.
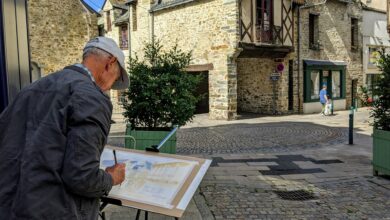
[349,107,354,145]
[331,99,334,115]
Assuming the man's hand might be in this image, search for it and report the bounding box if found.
[105,163,126,185]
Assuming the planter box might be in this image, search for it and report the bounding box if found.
[372,129,390,176]
[125,125,176,154]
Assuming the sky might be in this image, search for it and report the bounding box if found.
[81,0,106,13]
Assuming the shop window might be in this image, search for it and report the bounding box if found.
[310,70,320,99]
[332,71,341,98]
[305,66,345,102]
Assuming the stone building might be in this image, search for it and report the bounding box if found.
[125,0,364,119]
[361,0,390,101]
[28,0,99,81]
[298,0,364,113]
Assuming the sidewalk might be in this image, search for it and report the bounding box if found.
[104,108,390,219]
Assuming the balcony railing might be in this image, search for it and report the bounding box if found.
[254,24,282,45]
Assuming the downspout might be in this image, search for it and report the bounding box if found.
[150,10,154,45]
[297,0,327,113]
[128,6,131,59]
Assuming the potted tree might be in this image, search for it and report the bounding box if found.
[121,40,202,154]
[371,51,390,176]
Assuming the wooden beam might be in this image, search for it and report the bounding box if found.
[185,63,214,72]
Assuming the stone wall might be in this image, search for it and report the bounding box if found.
[237,57,292,114]
[129,0,240,119]
[28,0,98,75]
[298,0,363,108]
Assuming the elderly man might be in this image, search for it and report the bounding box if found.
[0,37,128,220]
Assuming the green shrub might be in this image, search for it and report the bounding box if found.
[358,86,373,107]
[122,40,203,129]
[371,52,390,131]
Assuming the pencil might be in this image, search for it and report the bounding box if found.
[113,150,118,165]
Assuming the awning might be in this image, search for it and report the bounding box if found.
[304,59,347,66]
[81,0,107,14]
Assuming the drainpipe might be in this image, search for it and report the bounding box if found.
[297,0,327,113]
[126,1,133,60]
[128,7,131,59]
[150,10,154,45]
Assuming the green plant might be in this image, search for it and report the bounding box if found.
[358,86,373,107]
[122,40,202,129]
[371,52,390,131]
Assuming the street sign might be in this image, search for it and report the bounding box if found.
[270,72,281,77]
[270,75,280,81]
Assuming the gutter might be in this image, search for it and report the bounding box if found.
[297,0,327,113]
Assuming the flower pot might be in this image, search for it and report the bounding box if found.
[125,124,177,154]
[372,129,390,176]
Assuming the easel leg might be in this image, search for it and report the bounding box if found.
[135,209,141,220]
[99,212,106,220]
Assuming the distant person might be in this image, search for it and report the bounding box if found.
[319,84,328,116]
[324,95,332,116]
[0,37,128,220]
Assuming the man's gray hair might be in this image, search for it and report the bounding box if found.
[83,47,111,60]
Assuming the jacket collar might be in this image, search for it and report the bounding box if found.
[64,64,109,98]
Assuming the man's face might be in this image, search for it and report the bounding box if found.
[100,56,121,91]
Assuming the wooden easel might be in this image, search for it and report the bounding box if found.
[100,127,181,220]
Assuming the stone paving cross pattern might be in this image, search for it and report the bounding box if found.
[210,154,343,175]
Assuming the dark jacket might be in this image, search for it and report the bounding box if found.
[0,65,113,220]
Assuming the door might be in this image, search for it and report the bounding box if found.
[321,70,332,99]
[288,60,293,111]
[189,71,209,114]
[351,79,358,108]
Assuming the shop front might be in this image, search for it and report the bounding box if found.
[303,60,347,114]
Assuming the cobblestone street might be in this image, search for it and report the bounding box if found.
[105,108,390,219]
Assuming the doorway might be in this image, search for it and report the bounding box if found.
[189,71,209,114]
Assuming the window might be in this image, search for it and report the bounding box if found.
[98,25,105,36]
[368,47,380,68]
[119,25,128,50]
[132,5,137,31]
[309,14,319,50]
[310,70,320,99]
[304,64,346,102]
[366,74,381,100]
[106,10,112,32]
[256,0,273,43]
[351,18,358,50]
[332,71,341,98]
